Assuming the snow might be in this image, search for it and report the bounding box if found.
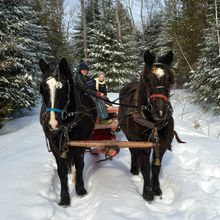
[0,90,220,220]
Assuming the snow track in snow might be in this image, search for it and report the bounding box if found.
[1,91,220,220]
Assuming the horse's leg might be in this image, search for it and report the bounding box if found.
[151,146,167,196]
[73,148,87,196]
[55,156,70,206]
[151,164,162,196]
[129,148,140,175]
[140,149,154,201]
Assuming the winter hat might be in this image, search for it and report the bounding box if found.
[79,63,89,71]
[98,73,105,77]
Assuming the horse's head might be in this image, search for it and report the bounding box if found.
[39,58,72,132]
[142,50,174,122]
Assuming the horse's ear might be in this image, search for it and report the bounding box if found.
[59,58,68,72]
[170,71,175,84]
[39,83,43,94]
[164,51,173,66]
[39,59,48,72]
[144,50,155,65]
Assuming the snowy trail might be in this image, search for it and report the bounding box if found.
[0,91,220,220]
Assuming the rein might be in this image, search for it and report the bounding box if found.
[82,87,149,110]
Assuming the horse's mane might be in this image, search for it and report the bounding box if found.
[120,81,138,96]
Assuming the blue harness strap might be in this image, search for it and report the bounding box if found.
[46,108,63,113]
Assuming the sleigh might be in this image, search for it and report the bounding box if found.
[67,106,156,160]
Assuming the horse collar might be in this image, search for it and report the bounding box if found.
[132,110,168,131]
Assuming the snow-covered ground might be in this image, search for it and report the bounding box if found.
[0,90,220,220]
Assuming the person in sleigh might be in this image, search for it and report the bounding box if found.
[74,63,113,125]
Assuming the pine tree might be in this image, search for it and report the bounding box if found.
[33,0,70,60]
[186,2,220,113]
[70,0,100,65]
[87,0,137,91]
[134,12,170,72]
[170,0,210,87]
[0,0,52,125]
[145,13,163,53]
[154,13,174,56]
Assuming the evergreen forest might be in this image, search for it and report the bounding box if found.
[0,0,219,126]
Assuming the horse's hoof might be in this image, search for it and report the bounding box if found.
[76,186,87,196]
[142,191,154,201]
[59,192,70,207]
[130,168,139,175]
[58,200,70,207]
[153,186,162,196]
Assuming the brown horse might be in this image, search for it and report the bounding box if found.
[118,50,176,202]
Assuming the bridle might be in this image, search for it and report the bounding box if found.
[45,79,71,120]
[145,62,171,104]
[41,66,71,120]
[146,86,169,103]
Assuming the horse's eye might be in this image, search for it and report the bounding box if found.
[56,82,63,89]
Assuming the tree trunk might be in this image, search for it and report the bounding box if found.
[141,0,145,32]
[171,0,177,15]
[214,0,220,55]
[127,0,136,34]
[81,0,88,63]
[173,32,194,73]
[92,0,95,22]
[115,0,121,40]
[101,0,106,17]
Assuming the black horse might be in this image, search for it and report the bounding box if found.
[39,58,97,206]
[118,50,176,202]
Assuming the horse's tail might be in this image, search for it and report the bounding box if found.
[174,130,186,143]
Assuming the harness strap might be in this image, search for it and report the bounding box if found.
[46,108,63,113]
[150,94,168,102]
[131,111,168,131]
[132,112,154,130]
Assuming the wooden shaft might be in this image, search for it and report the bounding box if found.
[67,140,156,148]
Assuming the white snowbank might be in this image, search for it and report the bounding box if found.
[0,90,220,220]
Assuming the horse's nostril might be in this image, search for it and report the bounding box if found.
[48,124,55,131]
[48,122,59,131]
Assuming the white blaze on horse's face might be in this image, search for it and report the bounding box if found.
[46,77,58,130]
[155,68,165,79]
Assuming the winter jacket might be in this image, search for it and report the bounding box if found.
[74,72,96,95]
[95,78,107,96]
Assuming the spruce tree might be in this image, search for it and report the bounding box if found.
[186,2,220,113]
[154,13,174,56]
[134,12,168,72]
[70,0,100,65]
[171,0,210,86]
[33,0,70,61]
[87,0,137,91]
[0,0,51,125]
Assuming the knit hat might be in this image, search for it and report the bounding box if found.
[79,63,89,71]
[98,73,104,76]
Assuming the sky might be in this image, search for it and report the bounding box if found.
[63,0,143,30]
